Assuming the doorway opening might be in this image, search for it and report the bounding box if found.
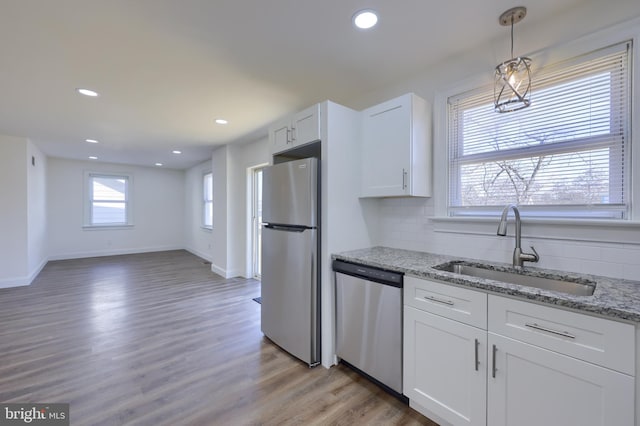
[251,166,264,279]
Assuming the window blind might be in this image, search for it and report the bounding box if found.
[203,173,213,228]
[447,41,631,219]
[90,174,129,225]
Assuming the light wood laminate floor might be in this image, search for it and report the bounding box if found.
[0,250,436,426]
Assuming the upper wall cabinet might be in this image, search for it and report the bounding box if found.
[270,104,322,155]
[361,93,432,198]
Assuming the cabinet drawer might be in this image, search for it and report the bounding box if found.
[405,276,487,329]
[488,295,635,374]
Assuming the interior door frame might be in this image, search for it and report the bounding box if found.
[247,163,267,279]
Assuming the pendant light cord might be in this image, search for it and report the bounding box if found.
[510,15,514,59]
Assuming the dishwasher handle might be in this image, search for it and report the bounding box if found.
[333,260,403,288]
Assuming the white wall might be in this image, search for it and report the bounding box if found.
[350,0,640,111]
[27,140,48,278]
[210,146,229,276]
[321,101,375,367]
[358,4,640,281]
[0,135,29,287]
[232,138,270,278]
[184,159,213,261]
[47,158,185,260]
[0,135,47,288]
[209,138,270,278]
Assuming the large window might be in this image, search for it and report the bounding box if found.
[86,173,131,226]
[203,172,213,228]
[447,42,631,219]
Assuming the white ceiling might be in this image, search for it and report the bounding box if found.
[0,0,608,169]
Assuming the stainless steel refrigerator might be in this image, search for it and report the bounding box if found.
[261,157,320,367]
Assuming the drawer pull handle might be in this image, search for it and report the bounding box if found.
[492,344,497,378]
[525,323,576,339]
[474,339,480,371]
[423,295,454,306]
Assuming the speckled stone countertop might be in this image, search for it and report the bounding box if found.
[332,246,640,324]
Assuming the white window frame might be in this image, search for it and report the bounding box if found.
[203,172,213,229]
[446,42,631,220]
[83,171,133,228]
[432,18,640,243]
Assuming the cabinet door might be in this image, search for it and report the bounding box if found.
[487,333,635,426]
[270,118,292,154]
[361,95,411,197]
[291,104,321,146]
[404,306,487,426]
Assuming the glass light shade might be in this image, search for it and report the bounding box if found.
[494,57,532,113]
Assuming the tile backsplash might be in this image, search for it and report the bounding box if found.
[375,198,640,281]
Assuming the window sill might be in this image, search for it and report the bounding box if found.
[83,224,134,231]
[430,216,640,244]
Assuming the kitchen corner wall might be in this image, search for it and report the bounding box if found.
[374,197,640,281]
[355,0,640,282]
[0,135,47,288]
[208,137,269,279]
[184,159,213,261]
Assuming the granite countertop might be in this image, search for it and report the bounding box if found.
[332,246,640,324]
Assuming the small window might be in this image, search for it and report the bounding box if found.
[85,173,132,227]
[203,172,213,228]
[447,41,631,219]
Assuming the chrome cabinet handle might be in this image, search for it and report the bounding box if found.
[492,344,497,378]
[290,126,296,142]
[402,168,408,190]
[423,295,454,306]
[286,128,292,143]
[474,339,480,371]
[525,323,576,339]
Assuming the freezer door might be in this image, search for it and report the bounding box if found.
[262,157,317,227]
[261,226,319,366]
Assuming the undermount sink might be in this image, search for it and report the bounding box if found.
[434,261,596,297]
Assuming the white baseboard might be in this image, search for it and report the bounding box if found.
[28,257,48,283]
[209,262,243,279]
[0,277,30,289]
[184,247,212,263]
[48,245,184,261]
[0,257,48,289]
[210,262,227,278]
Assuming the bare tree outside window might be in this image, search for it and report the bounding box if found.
[448,42,630,219]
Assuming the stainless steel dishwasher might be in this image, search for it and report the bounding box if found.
[333,259,404,396]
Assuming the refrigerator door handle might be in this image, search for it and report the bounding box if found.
[264,224,310,232]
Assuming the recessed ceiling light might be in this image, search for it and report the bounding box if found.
[155,162,163,167]
[215,119,228,125]
[353,9,378,29]
[76,88,99,97]
[89,156,98,160]
[172,150,182,154]
[85,139,99,144]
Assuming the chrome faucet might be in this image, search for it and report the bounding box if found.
[497,204,539,270]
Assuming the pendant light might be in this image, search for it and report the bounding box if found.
[494,6,531,113]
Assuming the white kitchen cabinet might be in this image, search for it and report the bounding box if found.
[361,93,431,197]
[486,295,635,426]
[404,278,636,426]
[487,332,634,426]
[270,104,321,155]
[404,306,487,426]
[404,277,487,426]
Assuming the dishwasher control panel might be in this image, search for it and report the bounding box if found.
[333,260,403,287]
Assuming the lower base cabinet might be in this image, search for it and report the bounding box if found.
[404,277,636,426]
[404,306,487,426]
[488,332,634,426]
